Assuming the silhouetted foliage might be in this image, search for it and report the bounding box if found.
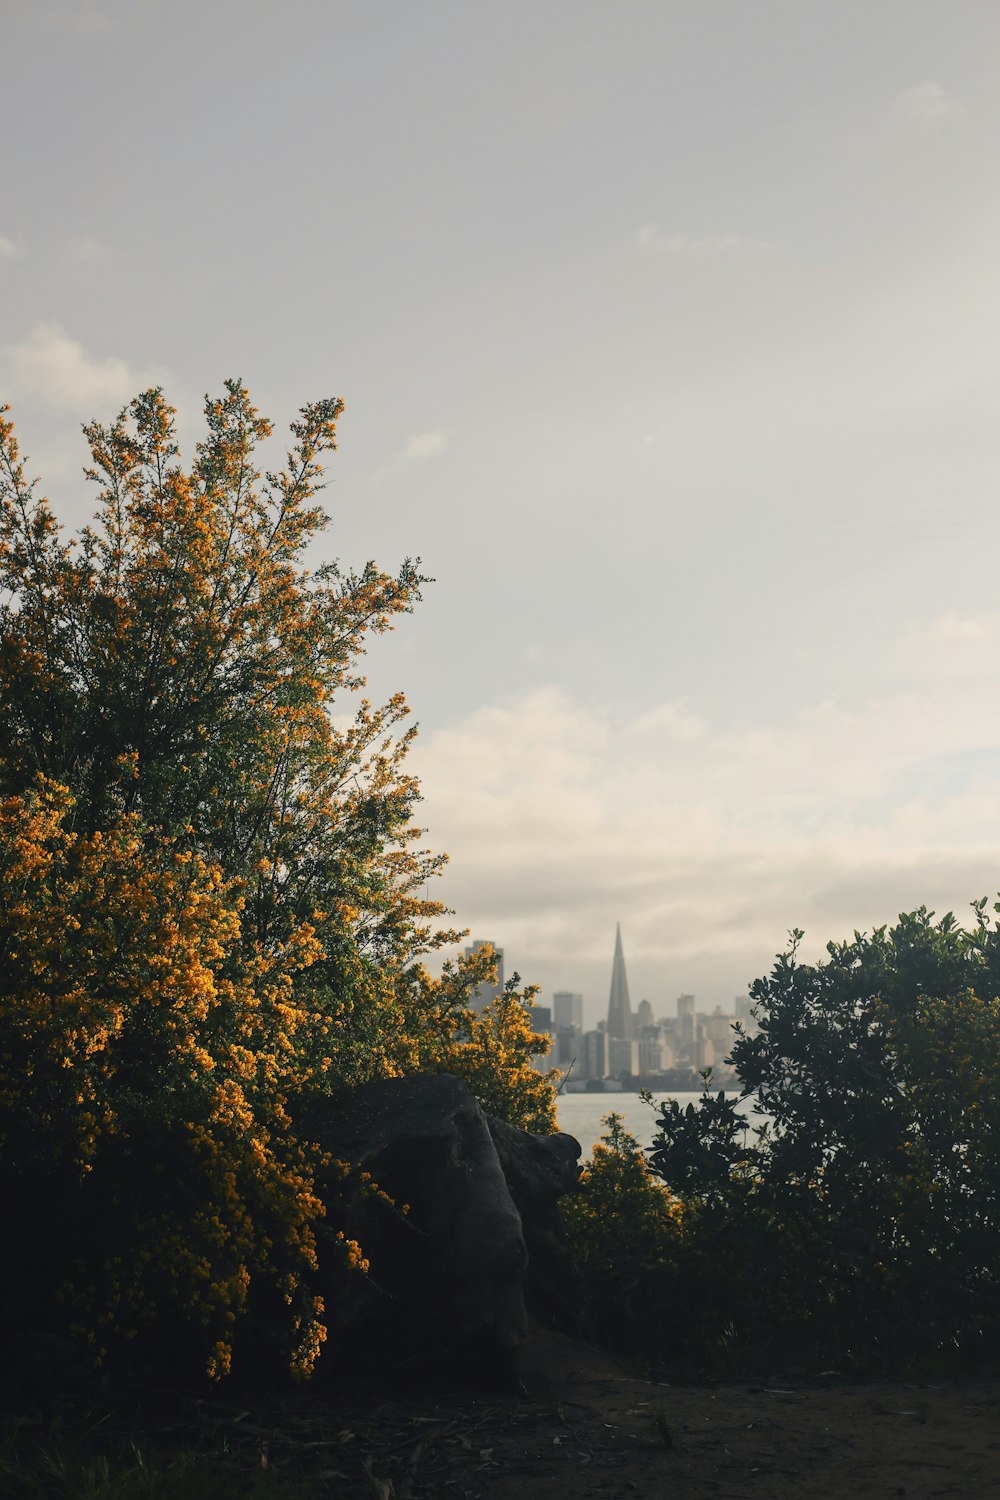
[566,907,1000,1375]
[562,1114,685,1361]
[644,907,1000,1370]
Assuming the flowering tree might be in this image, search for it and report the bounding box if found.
[0,385,555,1380]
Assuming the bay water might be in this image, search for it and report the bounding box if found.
[554,1089,763,1158]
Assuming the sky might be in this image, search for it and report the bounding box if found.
[3,1,1000,1027]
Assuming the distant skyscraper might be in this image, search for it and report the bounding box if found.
[553,990,584,1031]
[606,923,634,1040]
[556,1025,580,1064]
[639,1037,664,1074]
[677,993,696,1061]
[608,1037,639,1078]
[582,1028,609,1080]
[464,939,504,1014]
[529,1004,553,1072]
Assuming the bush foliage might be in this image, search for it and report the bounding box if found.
[561,1114,685,1361]
[569,907,1000,1374]
[0,385,554,1382]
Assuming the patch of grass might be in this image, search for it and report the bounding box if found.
[0,1435,310,1499]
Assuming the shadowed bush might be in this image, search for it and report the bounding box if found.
[569,906,1000,1375]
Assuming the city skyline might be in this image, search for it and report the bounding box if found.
[472,922,745,1035]
[540,924,750,1086]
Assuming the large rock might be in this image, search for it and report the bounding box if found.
[487,1113,583,1331]
[316,1074,581,1378]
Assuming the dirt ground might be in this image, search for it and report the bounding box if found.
[203,1328,1000,1499]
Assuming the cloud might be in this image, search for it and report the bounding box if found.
[637,228,774,255]
[895,613,1000,683]
[62,234,108,267]
[0,235,26,263]
[632,703,707,742]
[373,428,450,482]
[918,613,990,645]
[412,639,1000,1018]
[893,81,968,136]
[403,430,448,463]
[4,323,158,414]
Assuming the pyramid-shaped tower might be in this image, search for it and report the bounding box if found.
[606,922,634,1040]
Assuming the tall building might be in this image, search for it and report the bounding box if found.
[556,1025,581,1064]
[606,923,635,1040]
[464,939,504,1014]
[532,1004,553,1038]
[704,1005,737,1050]
[553,990,584,1031]
[693,1026,714,1071]
[530,1004,554,1071]
[677,993,696,1060]
[638,1037,664,1074]
[609,1037,640,1078]
[582,1028,609,1080]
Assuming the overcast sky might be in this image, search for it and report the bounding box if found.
[4,1,1000,1026]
